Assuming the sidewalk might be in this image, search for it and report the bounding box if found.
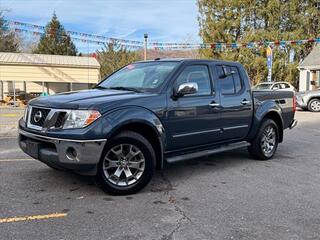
[0,107,25,137]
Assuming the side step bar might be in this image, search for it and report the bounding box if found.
[166,141,250,163]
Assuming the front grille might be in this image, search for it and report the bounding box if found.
[54,112,67,128]
[30,107,51,127]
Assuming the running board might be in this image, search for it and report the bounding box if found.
[165,141,250,163]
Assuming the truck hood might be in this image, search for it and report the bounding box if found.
[297,89,320,95]
[29,89,156,112]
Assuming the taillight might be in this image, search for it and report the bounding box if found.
[293,95,296,113]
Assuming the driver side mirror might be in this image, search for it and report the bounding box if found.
[222,66,235,77]
[175,82,198,98]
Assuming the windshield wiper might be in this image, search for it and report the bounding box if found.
[94,85,108,90]
[107,86,143,93]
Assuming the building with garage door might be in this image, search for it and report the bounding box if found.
[298,45,320,91]
[0,52,100,102]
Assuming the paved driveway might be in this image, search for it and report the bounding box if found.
[0,111,319,240]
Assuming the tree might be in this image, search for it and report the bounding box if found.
[97,41,140,79]
[197,0,320,86]
[0,12,19,52]
[34,13,77,55]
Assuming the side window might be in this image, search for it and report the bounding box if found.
[231,67,242,93]
[217,65,243,95]
[272,84,280,90]
[176,65,211,96]
[282,83,290,89]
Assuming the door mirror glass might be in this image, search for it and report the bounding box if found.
[222,66,235,77]
[176,82,198,96]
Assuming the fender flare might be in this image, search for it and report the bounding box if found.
[247,101,284,142]
[102,106,166,168]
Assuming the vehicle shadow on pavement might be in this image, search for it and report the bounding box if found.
[16,147,257,196]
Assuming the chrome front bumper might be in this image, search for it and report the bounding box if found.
[18,129,107,175]
[296,95,307,108]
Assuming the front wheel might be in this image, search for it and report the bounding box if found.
[96,131,156,195]
[248,119,279,160]
[308,99,320,112]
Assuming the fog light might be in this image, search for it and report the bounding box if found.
[66,147,77,161]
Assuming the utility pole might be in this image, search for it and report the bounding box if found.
[144,33,148,61]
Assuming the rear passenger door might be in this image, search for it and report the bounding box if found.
[216,65,253,141]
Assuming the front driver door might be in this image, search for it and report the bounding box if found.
[165,64,221,151]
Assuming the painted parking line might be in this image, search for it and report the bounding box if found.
[0,137,17,140]
[0,213,67,224]
[0,114,18,117]
[0,148,22,154]
[0,158,35,162]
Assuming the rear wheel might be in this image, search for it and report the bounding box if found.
[248,119,279,160]
[308,99,320,112]
[96,131,155,195]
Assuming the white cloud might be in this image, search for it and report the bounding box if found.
[3,0,200,42]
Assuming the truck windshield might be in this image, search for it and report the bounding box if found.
[96,62,178,92]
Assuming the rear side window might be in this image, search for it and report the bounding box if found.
[217,65,243,95]
[279,83,290,89]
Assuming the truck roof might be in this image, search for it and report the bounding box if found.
[135,58,240,65]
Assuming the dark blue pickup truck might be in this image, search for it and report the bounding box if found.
[19,59,297,195]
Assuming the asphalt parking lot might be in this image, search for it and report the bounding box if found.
[0,110,319,240]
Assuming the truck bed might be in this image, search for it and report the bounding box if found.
[252,90,295,129]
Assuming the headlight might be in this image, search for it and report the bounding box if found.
[23,106,29,122]
[63,110,101,129]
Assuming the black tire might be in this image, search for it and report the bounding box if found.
[248,119,279,160]
[308,99,320,112]
[96,131,156,195]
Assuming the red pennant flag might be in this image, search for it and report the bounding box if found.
[274,41,280,46]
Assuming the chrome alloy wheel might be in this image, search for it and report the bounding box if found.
[103,144,145,186]
[260,125,276,157]
[310,100,320,112]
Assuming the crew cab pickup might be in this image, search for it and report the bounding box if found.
[19,59,297,195]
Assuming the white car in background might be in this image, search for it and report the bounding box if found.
[253,82,296,92]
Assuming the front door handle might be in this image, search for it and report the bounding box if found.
[241,99,251,105]
[209,102,220,107]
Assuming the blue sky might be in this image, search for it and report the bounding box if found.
[3,0,200,51]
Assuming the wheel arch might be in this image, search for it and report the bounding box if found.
[262,111,284,143]
[248,107,284,143]
[308,96,320,102]
[104,107,166,169]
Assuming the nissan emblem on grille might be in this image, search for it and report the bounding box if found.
[33,111,43,123]
[29,107,51,128]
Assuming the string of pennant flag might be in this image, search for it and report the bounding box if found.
[13,28,144,49]
[9,20,320,50]
[9,21,144,46]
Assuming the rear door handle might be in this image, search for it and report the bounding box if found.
[209,102,220,107]
[241,99,251,105]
